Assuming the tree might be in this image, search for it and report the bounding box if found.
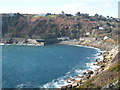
[65,14,73,16]
[94,14,99,17]
[61,11,65,14]
[46,13,52,16]
[107,16,109,19]
[76,12,81,16]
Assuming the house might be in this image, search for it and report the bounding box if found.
[57,37,70,41]
[86,32,91,35]
[99,27,104,30]
[39,13,46,16]
[104,36,108,40]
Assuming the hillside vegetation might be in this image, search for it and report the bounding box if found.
[1,13,119,41]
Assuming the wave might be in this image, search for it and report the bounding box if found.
[40,62,98,88]
[16,53,103,88]
[39,45,104,88]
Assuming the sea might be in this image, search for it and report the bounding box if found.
[1,44,103,88]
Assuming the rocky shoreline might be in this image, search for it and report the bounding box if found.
[58,40,119,89]
[58,39,117,51]
[0,38,45,46]
[0,43,43,46]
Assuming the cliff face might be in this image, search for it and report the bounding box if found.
[1,13,119,40]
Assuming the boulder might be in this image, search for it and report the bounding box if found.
[67,85,72,88]
[71,79,75,81]
[87,70,94,74]
[94,62,98,65]
[107,83,114,88]
[83,76,89,80]
[72,83,78,87]
[74,80,82,83]
[102,60,106,63]
[85,74,91,79]
[95,71,99,75]
[101,65,105,68]
[67,78,74,81]
[95,59,98,62]
[82,72,86,75]
[98,68,103,72]
[75,75,83,78]
[103,55,106,57]
[101,67,104,71]
[79,79,83,82]
[67,80,72,83]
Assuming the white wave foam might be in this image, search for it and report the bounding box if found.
[16,84,25,88]
[75,45,100,50]
[74,69,86,75]
[40,60,100,88]
[86,62,99,71]
[0,43,4,45]
[40,77,72,88]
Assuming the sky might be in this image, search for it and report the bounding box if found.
[0,0,119,18]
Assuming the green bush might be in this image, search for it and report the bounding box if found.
[80,80,94,88]
[95,86,102,89]
[108,64,120,72]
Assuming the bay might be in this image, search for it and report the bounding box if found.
[2,44,101,88]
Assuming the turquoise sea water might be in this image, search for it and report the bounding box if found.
[2,45,101,88]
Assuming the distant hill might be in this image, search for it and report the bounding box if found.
[1,13,119,40]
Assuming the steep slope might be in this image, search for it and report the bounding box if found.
[1,13,119,40]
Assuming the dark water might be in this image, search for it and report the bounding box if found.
[2,45,101,88]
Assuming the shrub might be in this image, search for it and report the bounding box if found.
[108,64,120,72]
[80,80,94,88]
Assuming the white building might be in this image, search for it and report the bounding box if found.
[99,27,104,30]
[86,32,90,35]
[104,36,108,40]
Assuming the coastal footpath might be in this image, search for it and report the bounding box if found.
[59,39,119,89]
